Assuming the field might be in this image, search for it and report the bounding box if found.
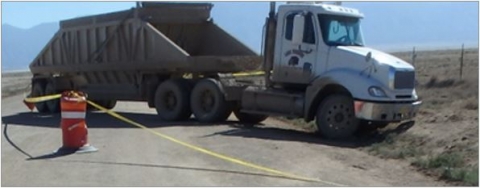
[385,48,478,185]
[1,71,31,98]
[1,48,478,185]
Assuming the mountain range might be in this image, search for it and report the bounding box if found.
[2,22,58,71]
[2,2,478,71]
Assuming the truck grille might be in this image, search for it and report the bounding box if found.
[394,71,415,89]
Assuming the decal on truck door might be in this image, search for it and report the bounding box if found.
[284,45,313,73]
[276,11,318,83]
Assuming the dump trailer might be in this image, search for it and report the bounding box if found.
[29,2,261,110]
[30,2,421,139]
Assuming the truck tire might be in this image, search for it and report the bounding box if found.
[45,82,60,113]
[191,78,231,123]
[315,95,359,139]
[102,100,117,110]
[234,110,268,124]
[155,79,191,121]
[91,100,117,110]
[32,82,49,113]
[87,100,100,111]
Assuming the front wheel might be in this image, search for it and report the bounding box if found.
[315,95,359,139]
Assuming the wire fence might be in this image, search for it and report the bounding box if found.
[409,43,469,81]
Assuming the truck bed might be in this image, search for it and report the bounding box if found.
[29,2,261,77]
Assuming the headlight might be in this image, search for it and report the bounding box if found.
[369,86,387,98]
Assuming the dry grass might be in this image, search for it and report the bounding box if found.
[1,71,32,98]
[283,48,479,186]
[383,48,479,186]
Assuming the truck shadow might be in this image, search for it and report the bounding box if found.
[2,111,415,148]
[1,111,241,129]
[209,121,416,148]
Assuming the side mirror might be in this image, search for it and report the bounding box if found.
[292,13,305,46]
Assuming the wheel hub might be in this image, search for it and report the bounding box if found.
[164,92,177,110]
[326,104,353,130]
[200,90,214,112]
[334,113,345,123]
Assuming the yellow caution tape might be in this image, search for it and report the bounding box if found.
[87,100,346,186]
[24,94,61,103]
[23,93,346,186]
[231,71,265,77]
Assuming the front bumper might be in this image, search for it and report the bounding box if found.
[354,100,422,122]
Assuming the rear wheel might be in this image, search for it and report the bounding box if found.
[154,79,191,121]
[191,78,231,123]
[45,82,60,113]
[101,100,117,110]
[315,95,359,139]
[91,100,117,110]
[32,82,49,113]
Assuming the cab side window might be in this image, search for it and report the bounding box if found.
[285,12,316,44]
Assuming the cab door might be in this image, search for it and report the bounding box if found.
[274,11,318,84]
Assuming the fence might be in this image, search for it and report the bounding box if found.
[410,43,467,81]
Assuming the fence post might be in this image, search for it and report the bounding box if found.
[460,44,464,80]
[411,47,417,66]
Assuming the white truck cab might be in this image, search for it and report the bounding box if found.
[244,2,422,138]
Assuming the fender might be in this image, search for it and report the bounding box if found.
[304,68,385,121]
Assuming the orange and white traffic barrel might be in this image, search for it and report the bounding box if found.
[58,91,97,153]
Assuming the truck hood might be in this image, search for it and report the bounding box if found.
[337,46,414,70]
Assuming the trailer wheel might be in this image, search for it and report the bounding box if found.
[92,100,117,110]
[234,110,268,125]
[45,82,60,113]
[155,79,191,121]
[102,100,117,110]
[32,82,49,113]
[191,78,231,123]
[315,95,359,139]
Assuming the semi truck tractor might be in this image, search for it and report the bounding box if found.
[29,2,421,139]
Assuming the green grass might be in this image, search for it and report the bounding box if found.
[412,153,464,169]
[279,118,479,186]
[368,133,424,159]
[277,117,316,130]
[442,167,478,186]
[412,153,478,186]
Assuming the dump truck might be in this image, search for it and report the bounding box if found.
[29,2,421,139]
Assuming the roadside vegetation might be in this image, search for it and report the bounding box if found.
[281,49,479,186]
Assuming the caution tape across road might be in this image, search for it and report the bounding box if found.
[24,94,62,103]
[23,93,347,186]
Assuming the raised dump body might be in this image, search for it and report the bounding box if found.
[29,2,261,101]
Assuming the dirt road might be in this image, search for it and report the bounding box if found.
[2,94,443,186]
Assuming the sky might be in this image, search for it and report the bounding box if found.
[1,1,479,52]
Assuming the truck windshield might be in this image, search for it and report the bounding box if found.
[318,14,364,46]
